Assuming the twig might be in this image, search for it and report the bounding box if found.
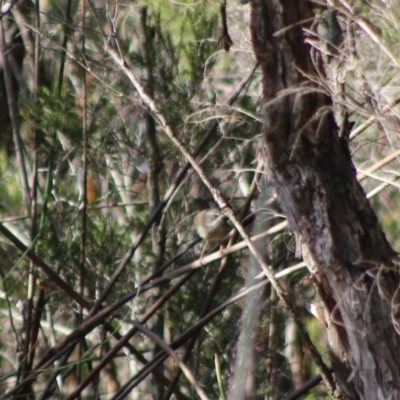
[111,261,296,399]
[349,96,400,140]
[63,271,196,400]
[282,367,334,400]
[357,149,400,181]
[355,17,400,68]
[218,0,233,52]
[0,224,89,308]
[131,321,210,400]
[214,353,227,400]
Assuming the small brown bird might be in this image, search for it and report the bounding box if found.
[193,198,228,261]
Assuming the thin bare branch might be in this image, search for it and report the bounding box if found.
[106,43,336,396]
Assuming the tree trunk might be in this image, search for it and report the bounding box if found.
[250,1,400,398]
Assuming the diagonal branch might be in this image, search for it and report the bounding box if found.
[106,45,336,396]
[131,321,210,400]
[0,224,89,308]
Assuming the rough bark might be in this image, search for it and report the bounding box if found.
[250,1,400,399]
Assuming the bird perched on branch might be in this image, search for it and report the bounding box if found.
[193,198,228,262]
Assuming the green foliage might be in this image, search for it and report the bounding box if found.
[0,151,23,213]
[19,87,81,145]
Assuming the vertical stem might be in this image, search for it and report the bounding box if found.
[77,0,88,394]
[13,0,41,395]
[0,20,31,209]
[140,8,166,398]
[80,0,88,307]
[23,0,41,382]
[266,288,277,400]
[58,0,73,91]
